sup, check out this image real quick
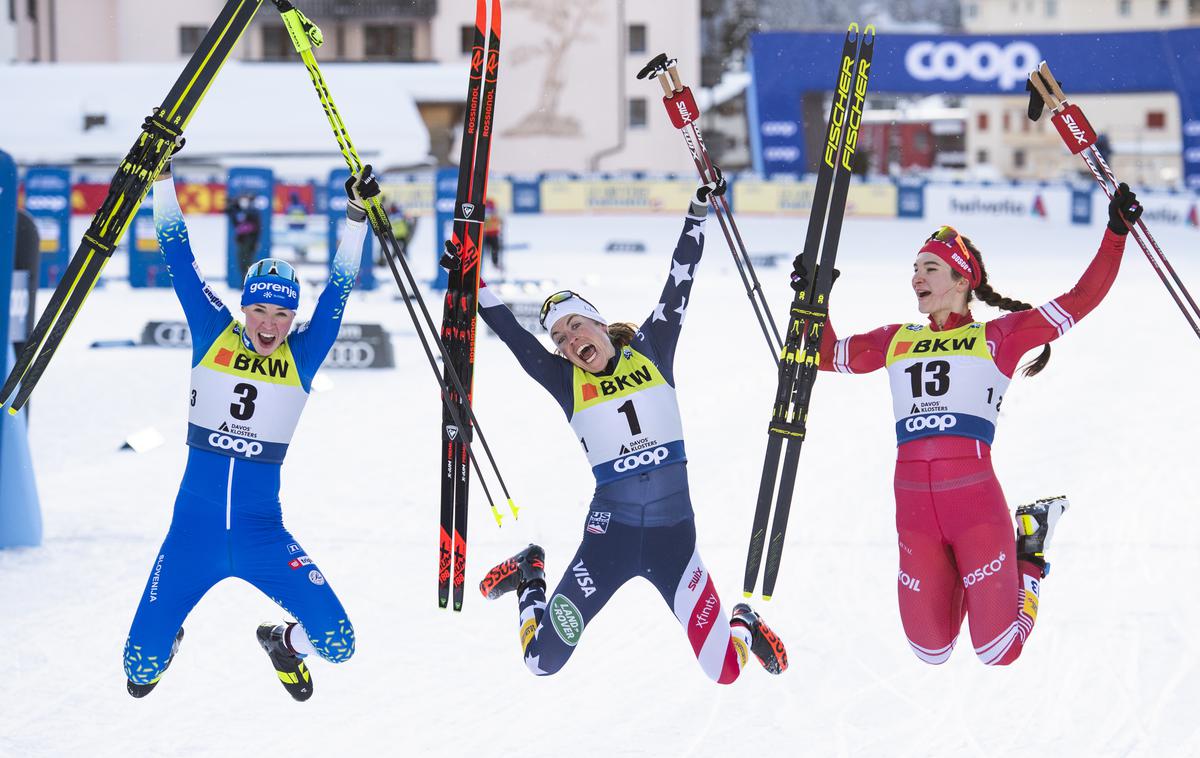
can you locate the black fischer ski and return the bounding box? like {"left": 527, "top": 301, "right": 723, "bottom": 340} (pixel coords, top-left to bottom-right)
{"left": 0, "top": 0, "right": 263, "bottom": 413}
{"left": 637, "top": 54, "right": 783, "bottom": 365}
{"left": 440, "top": 0, "right": 504, "bottom": 611}
{"left": 744, "top": 24, "right": 875, "bottom": 600}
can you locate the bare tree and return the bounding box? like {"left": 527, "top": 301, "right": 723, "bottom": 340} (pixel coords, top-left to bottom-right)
{"left": 503, "top": 0, "right": 603, "bottom": 138}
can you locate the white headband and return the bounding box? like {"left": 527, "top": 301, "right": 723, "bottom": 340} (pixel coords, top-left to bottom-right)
{"left": 543, "top": 295, "right": 607, "bottom": 333}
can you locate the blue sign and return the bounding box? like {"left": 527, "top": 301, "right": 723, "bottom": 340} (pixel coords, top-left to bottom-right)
{"left": 22, "top": 167, "right": 71, "bottom": 289}
{"left": 749, "top": 29, "right": 1200, "bottom": 188}
{"left": 433, "top": 167, "right": 459, "bottom": 290}
{"left": 128, "top": 203, "right": 169, "bottom": 288}
{"left": 326, "top": 169, "right": 375, "bottom": 291}
{"left": 510, "top": 176, "right": 541, "bottom": 214}
{"left": 226, "top": 167, "right": 274, "bottom": 288}
{"left": 1070, "top": 186, "right": 1093, "bottom": 226}
{"left": 0, "top": 149, "right": 42, "bottom": 548}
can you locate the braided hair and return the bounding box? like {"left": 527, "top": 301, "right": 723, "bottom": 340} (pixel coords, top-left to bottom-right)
{"left": 955, "top": 235, "right": 1051, "bottom": 377}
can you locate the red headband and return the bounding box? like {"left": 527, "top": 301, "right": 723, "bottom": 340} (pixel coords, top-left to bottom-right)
{"left": 918, "top": 236, "right": 981, "bottom": 289}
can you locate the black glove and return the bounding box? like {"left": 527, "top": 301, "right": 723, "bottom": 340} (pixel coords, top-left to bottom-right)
{"left": 345, "top": 164, "right": 380, "bottom": 223}
{"left": 1107, "top": 182, "right": 1142, "bottom": 235}
{"left": 790, "top": 254, "right": 839, "bottom": 292}
{"left": 694, "top": 166, "right": 727, "bottom": 204}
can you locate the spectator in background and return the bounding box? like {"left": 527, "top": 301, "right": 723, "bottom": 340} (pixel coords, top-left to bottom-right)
{"left": 228, "top": 194, "right": 263, "bottom": 277}
{"left": 483, "top": 197, "right": 503, "bottom": 276}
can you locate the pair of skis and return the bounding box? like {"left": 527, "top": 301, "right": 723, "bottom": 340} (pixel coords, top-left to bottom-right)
{"left": 743, "top": 24, "right": 876, "bottom": 600}
{"left": 0, "top": 0, "right": 264, "bottom": 413}
{"left": 637, "top": 54, "right": 783, "bottom": 365}
{"left": 438, "top": 0, "right": 510, "bottom": 611}
{"left": 1028, "top": 62, "right": 1200, "bottom": 339}
{"left": 267, "top": 0, "right": 514, "bottom": 614}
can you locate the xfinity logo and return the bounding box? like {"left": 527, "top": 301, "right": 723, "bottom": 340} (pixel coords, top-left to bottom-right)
{"left": 249, "top": 281, "right": 298, "bottom": 299}
{"left": 613, "top": 446, "right": 669, "bottom": 473}
{"left": 207, "top": 432, "right": 263, "bottom": 458}
{"left": 905, "top": 40, "right": 1040, "bottom": 91}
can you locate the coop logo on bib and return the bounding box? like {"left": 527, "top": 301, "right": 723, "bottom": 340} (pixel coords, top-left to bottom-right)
{"left": 207, "top": 432, "right": 263, "bottom": 458}
{"left": 904, "top": 413, "right": 958, "bottom": 433}
{"left": 613, "top": 446, "right": 670, "bottom": 473}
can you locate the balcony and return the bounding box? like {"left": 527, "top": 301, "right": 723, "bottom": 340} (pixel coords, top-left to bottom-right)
{"left": 298, "top": 0, "right": 437, "bottom": 18}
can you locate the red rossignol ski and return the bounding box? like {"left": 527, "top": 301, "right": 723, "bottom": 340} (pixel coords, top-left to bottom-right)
{"left": 1028, "top": 61, "right": 1200, "bottom": 340}
{"left": 439, "top": 0, "right": 510, "bottom": 611}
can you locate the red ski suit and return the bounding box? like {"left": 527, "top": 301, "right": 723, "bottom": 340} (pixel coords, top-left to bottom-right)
{"left": 820, "top": 229, "right": 1126, "bottom": 665}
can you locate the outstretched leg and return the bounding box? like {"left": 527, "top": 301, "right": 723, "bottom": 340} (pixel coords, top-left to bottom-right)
{"left": 481, "top": 519, "right": 637, "bottom": 676}
{"left": 643, "top": 519, "right": 761, "bottom": 684}
{"left": 124, "top": 494, "right": 227, "bottom": 696}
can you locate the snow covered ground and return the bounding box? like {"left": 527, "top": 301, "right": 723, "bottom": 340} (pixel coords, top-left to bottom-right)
{"left": 2, "top": 209, "right": 1199, "bottom": 757}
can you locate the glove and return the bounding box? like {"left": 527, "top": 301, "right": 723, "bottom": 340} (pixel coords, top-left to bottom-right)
{"left": 694, "top": 167, "right": 727, "bottom": 204}
{"left": 345, "top": 164, "right": 380, "bottom": 223}
{"left": 155, "top": 136, "right": 185, "bottom": 182}
{"left": 1107, "top": 182, "right": 1142, "bottom": 235}
{"left": 790, "top": 254, "right": 839, "bottom": 292}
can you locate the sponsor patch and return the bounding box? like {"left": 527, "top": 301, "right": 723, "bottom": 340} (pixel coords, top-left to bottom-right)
{"left": 289, "top": 555, "right": 314, "bottom": 570}
{"left": 549, "top": 594, "right": 584, "bottom": 646}
{"left": 586, "top": 511, "right": 611, "bottom": 535}
{"left": 308, "top": 570, "right": 326, "bottom": 586}
{"left": 287, "top": 543, "right": 302, "bottom": 554}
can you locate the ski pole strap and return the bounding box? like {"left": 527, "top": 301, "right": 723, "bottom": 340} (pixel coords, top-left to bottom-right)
{"left": 277, "top": 2, "right": 323, "bottom": 53}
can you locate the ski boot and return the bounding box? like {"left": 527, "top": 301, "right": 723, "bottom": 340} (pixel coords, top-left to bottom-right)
{"left": 127, "top": 627, "right": 184, "bottom": 698}
{"left": 731, "top": 603, "right": 788, "bottom": 675}
{"left": 479, "top": 544, "right": 545, "bottom": 599}
{"left": 1016, "top": 495, "right": 1070, "bottom": 578}
{"left": 256, "top": 623, "right": 313, "bottom": 702}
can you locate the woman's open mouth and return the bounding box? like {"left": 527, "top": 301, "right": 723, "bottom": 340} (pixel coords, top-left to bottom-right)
{"left": 576, "top": 343, "right": 597, "bottom": 363}
{"left": 258, "top": 331, "right": 279, "bottom": 348}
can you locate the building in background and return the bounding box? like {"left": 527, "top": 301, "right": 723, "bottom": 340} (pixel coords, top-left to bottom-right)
{"left": 8, "top": 0, "right": 700, "bottom": 175}
{"left": 962, "top": 0, "right": 1200, "bottom": 186}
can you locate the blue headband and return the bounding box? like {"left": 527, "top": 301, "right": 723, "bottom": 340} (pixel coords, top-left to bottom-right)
{"left": 242, "top": 273, "right": 300, "bottom": 310}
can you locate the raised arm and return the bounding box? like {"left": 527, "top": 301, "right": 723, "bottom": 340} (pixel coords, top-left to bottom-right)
{"left": 817, "top": 316, "right": 900, "bottom": 374}
{"left": 289, "top": 168, "right": 376, "bottom": 387}
{"left": 153, "top": 172, "right": 232, "bottom": 366}
{"left": 477, "top": 283, "right": 573, "bottom": 414}
{"left": 988, "top": 226, "right": 1126, "bottom": 376}
{"left": 639, "top": 177, "right": 723, "bottom": 375}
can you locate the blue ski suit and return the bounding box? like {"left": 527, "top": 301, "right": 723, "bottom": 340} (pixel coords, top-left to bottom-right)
{"left": 123, "top": 178, "right": 364, "bottom": 685}
{"left": 479, "top": 201, "right": 751, "bottom": 683}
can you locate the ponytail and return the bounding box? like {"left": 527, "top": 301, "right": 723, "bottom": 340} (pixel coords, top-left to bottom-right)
{"left": 607, "top": 322, "right": 639, "bottom": 348}
{"left": 959, "top": 237, "right": 1051, "bottom": 377}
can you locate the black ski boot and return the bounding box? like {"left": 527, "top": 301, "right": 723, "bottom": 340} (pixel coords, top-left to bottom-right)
{"left": 731, "top": 603, "right": 788, "bottom": 675}
{"left": 256, "top": 623, "right": 313, "bottom": 702}
{"left": 127, "top": 627, "right": 184, "bottom": 698}
{"left": 1016, "top": 495, "right": 1069, "bottom": 578}
{"left": 479, "top": 544, "right": 545, "bottom": 599}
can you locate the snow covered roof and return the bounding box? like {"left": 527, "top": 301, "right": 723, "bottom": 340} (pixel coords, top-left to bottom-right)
{"left": 0, "top": 61, "right": 445, "bottom": 175}
{"left": 697, "top": 71, "right": 751, "bottom": 110}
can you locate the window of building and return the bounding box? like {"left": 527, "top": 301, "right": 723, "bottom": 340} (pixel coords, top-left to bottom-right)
{"left": 1158, "top": 0, "right": 1171, "bottom": 14}
{"left": 460, "top": 24, "right": 474, "bottom": 54}
{"left": 1003, "top": 111, "right": 1011, "bottom": 132}
{"left": 179, "top": 26, "right": 207, "bottom": 56}
{"left": 628, "top": 24, "right": 647, "bottom": 54}
{"left": 1046, "top": 0, "right": 1058, "bottom": 16}
{"left": 26, "top": 0, "right": 35, "bottom": 20}
{"left": 976, "top": 149, "right": 989, "bottom": 164}
{"left": 629, "top": 97, "right": 648, "bottom": 129}
{"left": 1191, "top": 0, "right": 1200, "bottom": 14}
{"left": 1118, "top": 0, "right": 1131, "bottom": 15}
{"left": 9, "top": 0, "right": 16, "bottom": 22}
{"left": 262, "top": 25, "right": 291, "bottom": 61}
{"left": 1147, "top": 110, "right": 1166, "bottom": 129}
{"left": 1013, "top": 149, "right": 1026, "bottom": 169}
{"left": 365, "top": 24, "right": 416, "bottom": 62}
{"left": 964, "top": 3, "right": 977, "bottom": 18}
{"left": 977, "top": 112, "right": 989, "bottom": 131}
